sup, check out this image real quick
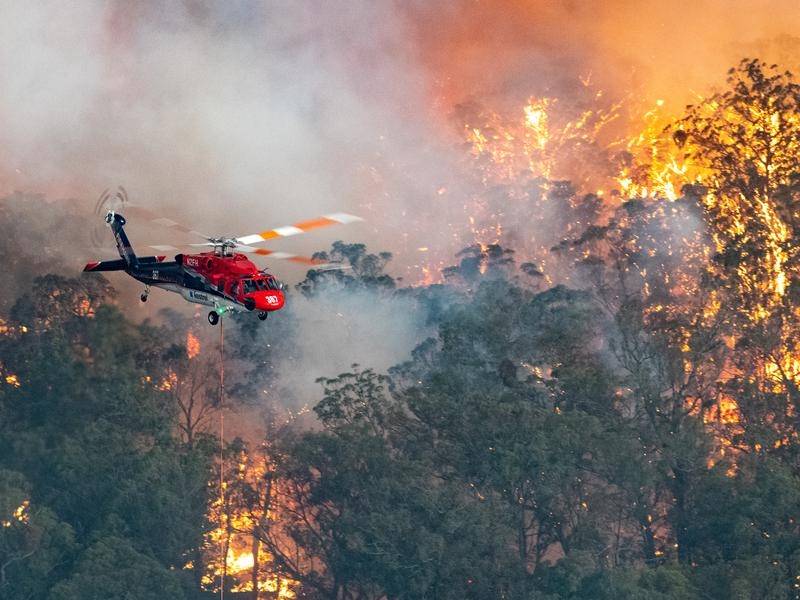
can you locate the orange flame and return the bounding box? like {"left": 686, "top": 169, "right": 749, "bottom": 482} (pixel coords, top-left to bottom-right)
{"left": 187, "top": 331, "right": 201, "bottom": 360}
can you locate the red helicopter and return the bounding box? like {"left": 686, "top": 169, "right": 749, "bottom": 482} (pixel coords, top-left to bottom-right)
{"left": 84, "top": 190, "right": 362, "bottom": 325}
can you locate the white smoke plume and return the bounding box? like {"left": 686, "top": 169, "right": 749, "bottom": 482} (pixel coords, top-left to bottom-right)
{"left": 0, "top": 1, "right": 464, "bottom": 275}
{"left": 271, "top": 282, "right": 427, "bottom": 406}
{"left": 1, "top": 1, "right": 799, "bottom": 277}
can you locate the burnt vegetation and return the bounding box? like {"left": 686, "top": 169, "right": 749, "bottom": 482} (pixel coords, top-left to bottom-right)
{"left": 3, "top": 60, "right": 800, "bottom": 599}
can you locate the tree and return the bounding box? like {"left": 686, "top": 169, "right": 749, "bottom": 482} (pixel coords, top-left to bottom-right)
{"left": 682, "top": 455, "right": 800, "bottom": 600}
{"left": 395, "top": 276, "right": 630, "bottom": 582}
{"left": 0, "top": 470, "right": 76, "bottom": 600}
{"left": 256, "top": 366, "right": 524, "bottom": 599}
{"left": 48, "top": 536, "right": 186, "bottom": 600}
{"left": 296, "top": 241, "right": 395, "bottom": 296}
{"left": 670, "top": 60, "right": 800, "bottom": 483}
{"left": 675, "top": 59, "right": 800, "bottom": 210}
{"left": 0, "top": 276, "right": 214, "bottom": 596}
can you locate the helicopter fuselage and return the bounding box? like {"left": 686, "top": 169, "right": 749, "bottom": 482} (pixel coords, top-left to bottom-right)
{"left": 84, "top": 213, "right": 285, "bottom": 322}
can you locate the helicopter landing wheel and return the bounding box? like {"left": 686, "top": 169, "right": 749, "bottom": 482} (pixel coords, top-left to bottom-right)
{"left": 208, "top": 311, "right": 219, "bottom": 326}
{"left": 140, "top": 293, "right": 148, "bottom": 303}
{"left": 140, "top": 285, "right": 150, "bottom": 303}
{"left": 257, "top": 311, "right": 268, "bottom": 321}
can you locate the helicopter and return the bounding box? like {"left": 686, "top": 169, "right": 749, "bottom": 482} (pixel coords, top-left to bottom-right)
{"left": 84, "top": 195, "right": 362, "bottom": 325}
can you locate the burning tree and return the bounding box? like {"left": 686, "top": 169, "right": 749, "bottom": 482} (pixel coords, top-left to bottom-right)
{"left": 203, "top": 436, "right": 298, "bottom": 599}
{"left": 668, "top": 60, "right": 800, "bottom": 455}
{"left": 163, "top": 330, "right": 221, "bottom": 449}
{"left": 6, "top": 55, "right": 800, "bottom": 600}
{"left": 674, "top": 59, "right": 800, "bottom": 310}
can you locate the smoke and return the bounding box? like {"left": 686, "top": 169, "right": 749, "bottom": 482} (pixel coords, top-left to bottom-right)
{"left": 2, "top": 1, "right": 797, "bottom": 277}
{"left": 270, "top": 282, "right": 426, "bottom": 406}
{"left": 406, "top": 0, "right": 800, "bottom": 106}
{"left": 2, "top": 1, "right": 799, "bottom": 266}
{"left": 2, "top": 0, "right": 800, "bottom": 411}
{"left": 0, "top": 193, "right": 95, "bottom": 310}
{"left": 0, "top": 1, "right": 461, "bottom": 272}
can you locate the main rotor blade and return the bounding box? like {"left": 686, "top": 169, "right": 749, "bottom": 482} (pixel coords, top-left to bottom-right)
{"left": 148, "top": 243, "right": 219, "bottom": 252}
{"left": 235, "top": 213, "right": 363, "bottom": 246}
{"left": 149, "top": 244, "right": 183, "bottom": 252}
{"left": 235, "top": 245, "right": 332, "bottom": 266}
{"left": 148, "top": 243, "right": 333, "bottom": 267}
{"left": 122, "top": 204, "right": 211, "bottom": 240}
{"left": 148, "top": 243, "right": 216, "bottom": 253}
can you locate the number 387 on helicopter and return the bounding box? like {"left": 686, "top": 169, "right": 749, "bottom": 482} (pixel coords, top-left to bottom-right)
{"left": 83, "top": 191, "right": 362, "bottom": 325}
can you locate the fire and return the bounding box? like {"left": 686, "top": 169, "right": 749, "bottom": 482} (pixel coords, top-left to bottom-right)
{"left": 450, "top": 85, "right": 705, "bottom": 287}
{"left": 461, "top": 88, "right": 624, "bottom": 190}
{"left": 4, "top": 374, "right": 20, "bottom": 387}
{"left": 460, "top": 88, "right": 701, "bottom": 211}
{"left": 203, "top": 449, "right": 297, "bottom": 598}
{"left": 2, "top": 499, "right": 30, "bottom": 528}
{"left": 0, "top": 319, "right": 29, "bottom": 337}
{"left": 157, "top": 370, "right": 178, "bottom": 391}
{"left": 186, "top": 331, "right": 201, "bottom": 359}
{"left": 447, "top": 59, "right": 800, "bottom": 473}
{"left": 523, "top": 97, "right": 551, "bottom": 152}
{"left": 709, "top": 395, "right": 741, "bottom": 425}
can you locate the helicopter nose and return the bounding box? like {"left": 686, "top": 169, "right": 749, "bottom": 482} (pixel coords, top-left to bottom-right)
{"left": 255, "top": 290, "right": 285, "bottom": 312}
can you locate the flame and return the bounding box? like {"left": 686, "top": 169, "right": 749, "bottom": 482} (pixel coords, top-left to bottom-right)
{"left": 203, "top": 450, "right": 297, "bottom": 598}
{"left": 712, "top": 396, "right": 741, "bottom": 425}
{"left": 4, "top": 374, "right": 20, "bottom": 387}
{"left": 462, "top": 89, "right": 624, "bottom": 190}
{"left": 455, "top": 69, "right": 797, "bottom": 314}
{"left": 446, "top": 62, "right": 800, "bottom": 477}
{"left": 157, "top": 370, "right": 178, "bottom": 391}
{"left": 449, "top": 88, "right": 696, "bottom": 285}
{"left": 2, "top": 500, "right": 30, "bottom": 528}
{"left": 186, "top": 331, "right": 201, "bottom": 360}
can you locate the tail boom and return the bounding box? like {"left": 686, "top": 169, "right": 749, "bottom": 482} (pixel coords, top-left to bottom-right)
{"left": 84, "top": 255, "right": 166, "bottom": 272}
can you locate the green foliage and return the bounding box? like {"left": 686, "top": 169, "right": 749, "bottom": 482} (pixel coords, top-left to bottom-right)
{"left": 0, "top": 275, "right": 213, "bottom": 598}
{"left": 48, "top": 536, "right": 186, "bottom": 600}
{"left": 442, "top": 243, "right": 515, "bottom": 281}
{"left": 576, "top": 565, "right": 696, "bottom": 600}
{"left": 297, "top": 241, "right": 396, "bottom": 296}
{"left": 0, "top": 470, "right": 76, "bottom": 599}
{"left": 315, "top": 365, "right": 392, "bottom": 431}
{"left": 276, "top": 372, "right": 524, "bottom": 599}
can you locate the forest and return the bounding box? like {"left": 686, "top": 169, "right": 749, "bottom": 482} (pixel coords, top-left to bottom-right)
{"left": 2, "top": 59, "right": 800, "bottom": 600}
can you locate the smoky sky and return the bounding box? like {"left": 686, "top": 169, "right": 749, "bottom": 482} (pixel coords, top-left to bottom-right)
{"left": 2, "top": 0, "right": 799, "bottom": 429}
{"left": 1, "top": 0, "right": 799, "bottom": 280}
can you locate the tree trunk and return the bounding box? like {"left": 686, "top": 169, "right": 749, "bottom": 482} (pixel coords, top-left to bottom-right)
{"left": 251, "top": 533, "right": 261, "bottom": 600}
{"left": 671, "top": 467, "right": 690, "bottom": 563}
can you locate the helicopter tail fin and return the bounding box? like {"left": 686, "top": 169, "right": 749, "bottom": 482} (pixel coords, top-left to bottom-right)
{"left": 106, "top": 211, "right": 138, "bottom": 268}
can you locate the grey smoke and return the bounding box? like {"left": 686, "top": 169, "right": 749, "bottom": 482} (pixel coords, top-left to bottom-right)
{"left": 272, "top": 281, "right": 427, "bottom": 407}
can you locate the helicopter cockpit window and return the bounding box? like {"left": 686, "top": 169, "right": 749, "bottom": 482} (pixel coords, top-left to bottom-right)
{"left": 242, "top": 279, "right": 257, "bottom": 294}
{"left": 266, "top": 278, "right": 280, "bottom": 290}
